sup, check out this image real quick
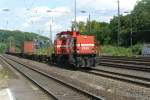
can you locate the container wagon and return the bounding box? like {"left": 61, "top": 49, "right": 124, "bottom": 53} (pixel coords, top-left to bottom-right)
{"left": 6, "top": 31, "right": 98, "bottom": 68}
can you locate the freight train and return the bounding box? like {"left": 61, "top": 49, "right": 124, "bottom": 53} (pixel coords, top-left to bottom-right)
{"left": 6, "top": 31, "right": 99, "bottom": 67}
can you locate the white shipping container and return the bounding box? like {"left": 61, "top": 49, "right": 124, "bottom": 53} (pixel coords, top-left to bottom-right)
{"left": 142, "top": 44, "right": 150, "bottom": 57}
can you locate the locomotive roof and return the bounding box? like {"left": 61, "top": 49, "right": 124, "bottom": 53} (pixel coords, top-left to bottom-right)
{"left": 57, "top": 31, "right": 79, "bottom": 35}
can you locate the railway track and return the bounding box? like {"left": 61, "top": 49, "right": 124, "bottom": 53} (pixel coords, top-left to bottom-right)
{"left": 99, "top": 56, "right": 150, "bottom": 63}
{"left": 99, "top": 62, "right": 150, "bottom": 72}
{"left": 79, "top": 56, "right": 150, "bottom": 87}
{"left": 98, "top": 56, "right": 150, "bottom": 72}
{"left": 3, "top": 54, "right": 150, "bottom": 96}
{"left": 1, "top": 55, "right": 103, "bottom": 100}
{"left": 100, "top": 58, "right": 150, "bottom": 66}
{"left": 81, "top": 67, "right": 150, "bottom": 87}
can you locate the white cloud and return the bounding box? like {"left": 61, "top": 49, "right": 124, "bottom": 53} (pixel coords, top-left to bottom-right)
{"left": 52, "top": 7, "right": 71, "bottom": 14}
{"left": 0, "top": 0, "right": 138, "bottom": 38}
{"left": 120, "top": 0, "right": 138, "bottom": 10}
{"left": 32, "top": 7, "right": 49, "bottom": 14}
{"left": 19, "top": 6, "right": 71, "bottom": 33}
{"left": 100, "top": 16, "right": 113, "bottom": 22}
{"left": 44, "top": 20, "right": 64, "bottom": 40}
{"left": 30, "top": 6, "right": 71, "bottom": 17}
{"left": 45, "top": 21, "right": 63, "bottom": 32}
{"left": 22, "top": 23, "right": 29, "bottom": 27}
{"left": 77, "top": 0, "right": 137, "bottom": 13}
{"left": 75, "top": 16, "right": 88, "bottom": 22}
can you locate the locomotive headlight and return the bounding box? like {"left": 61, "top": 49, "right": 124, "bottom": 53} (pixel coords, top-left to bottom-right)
{"left": 77, "top": 49, "right": 80, "bottom": 53}
{"left": 84, "top": 36, "right": 87, "bottom": 39}
{"left": 92, "top": 48, "right": 95, "bottom": 52}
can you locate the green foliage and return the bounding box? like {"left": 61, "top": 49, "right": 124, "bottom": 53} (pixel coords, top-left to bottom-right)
{"left": 0, "top": 30, "right": 49, "bottom": 53}
{"left": 101, "top": 44, "right": 142, "bottom": 56}
{"left": 77, "top": 21, "right": 111, "bottom": 44}
{"left": 0, "top": 68, "right": 11, "bottom": 80}
{"left": 101, "top": 45, "right": 132, "bottom": 56}
{"left": 109, "top": 15, "right": 131, "bottom": 46}
{"left": 0, "top": 43, "right": 7, "bottom": 53}
{"left": 110, "top": 0, "right": 150, "bottom": 45}
{"left": 132, "top": 44, "right": 142, "bottom": 55}
{"left": 133, "top": 0, "right": 150, "bottom": 30}
{"left": 78, "top": 22, "right": 86, "bottom": 33}
{"left": 35, "top": 48, "right": 49, "bottom": 55}
{"left": 76, "top": 0, "right": 150, "bottom": 47}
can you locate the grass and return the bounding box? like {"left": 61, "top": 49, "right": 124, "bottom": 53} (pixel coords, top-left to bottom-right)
{"left": 35, "top": 47, "right": 53, "bottom": 55}
{"left": 0, "top": 43, "right": 7, "bottom": 53}
{"left": 101, "top": 44, "right": 142, "bottom": 57}
{"left": 35, "top": 45, "right": 142, "bottom": 57}
{"left": 0, "top": 68, "right": 10, "bottom": 80}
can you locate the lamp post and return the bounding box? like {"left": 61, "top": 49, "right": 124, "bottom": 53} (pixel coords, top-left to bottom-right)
{"left": 2, "top": 9, "right": 11, "bottom": 46}
{"left": 2, "top": 9, "right": 10, "bottom": 29}
{"left": 124, "top": 11, "right": 133, "bottom": 55}
{"left": 117, "top": 0, "right": 120, "bottom": 47}
{"left": 80, "top": 10, "right": 91, "bottom": 33}
{"left": 74, "top": 0, "right": 77, "bottom": 31}
{"left": 46, "top": 9, "right": 69, "bottom": 41}
{"left": 46, "top": 9, "right": 69, "bottom": 54}
{"left": 46, "top": 10, "right": 54, "bottom": 47}
{"left": 2, "top": 8, "right": 9, "bottom": 12}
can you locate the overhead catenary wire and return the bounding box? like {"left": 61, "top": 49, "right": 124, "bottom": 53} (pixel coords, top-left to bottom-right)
{"left": 23, "top": 0, "right": 36, "bottom": 10}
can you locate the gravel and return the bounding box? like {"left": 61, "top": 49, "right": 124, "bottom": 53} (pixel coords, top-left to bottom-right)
{"left": 96, "top": 66, "right": 150, "bottom": 80}
{"left": 5, "top": 54, "right": 150, "bottom": 100}
{"left": 0, "top": 55, "right": 53, "bottom": 100}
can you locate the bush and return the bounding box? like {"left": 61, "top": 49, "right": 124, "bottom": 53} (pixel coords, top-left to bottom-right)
{"left": 132, "top": 44, "right": 142, "bottom": 55}
{"left": 101, "top": 45, "right": 132, "bottom": 56}
{"left": 101, "top": 45, "right": 143, "bottom": 57}
{"left": 0, "top": 43, "right": 7, "bottom": 53}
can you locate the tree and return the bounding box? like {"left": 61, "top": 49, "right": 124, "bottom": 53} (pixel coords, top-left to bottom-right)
{"left": 75, "top": 20, "right": 111, "bottom": 44}
{"left": 74, "top": 0, "right": 150, "bottom": 46}
{"left": 133, "top": 0, "right": 150, "bottom": 30}
{"left": 0, "top": 30, "right": 49, "bottom": 53}
{"left": 109, "top": 0, "right": 150, "bottom": 46}
{"left": 77, "top": 22, "right": 86, "bottom": 34}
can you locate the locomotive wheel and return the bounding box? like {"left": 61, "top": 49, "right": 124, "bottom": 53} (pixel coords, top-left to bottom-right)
{"left": 81, "top": 58, "right": 86, "bottom": 67}
{"left": 84, "top": 57, "right": 91, "bottom": 67}
{"left": 92, "top": 58, "right": 97, "bottom": 67}
{"left": 76, "top": 57, "right": 81, "bottom": 67}
{"left": 76, "top": 57, "right": 85, "bottom": 67}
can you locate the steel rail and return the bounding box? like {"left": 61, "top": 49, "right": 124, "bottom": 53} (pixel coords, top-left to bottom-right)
{"left": 80, "top": 68, "right": 150, "bottom": 88}
{"left": 0, "top": 55, "right": 59, "bottom": 100}
{"left": 100, "top": 58, "right": 150, "bottom": 66}
{"left": 2, "top": 55, "right": 104, "bottom": 100}
{"left": 99, "top": 62, "right": 150, "bottom": 72}
{"left": 99, "top": 56, "right": 150, "bottom": 62}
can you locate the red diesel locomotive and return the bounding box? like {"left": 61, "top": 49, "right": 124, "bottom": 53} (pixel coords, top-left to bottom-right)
{"left": 51, "top": 31, "right": 97, "bottom": 67}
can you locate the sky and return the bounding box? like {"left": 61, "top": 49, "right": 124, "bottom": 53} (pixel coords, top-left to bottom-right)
{"left": 0, "top": 0, "right": 138, "bottom": 39}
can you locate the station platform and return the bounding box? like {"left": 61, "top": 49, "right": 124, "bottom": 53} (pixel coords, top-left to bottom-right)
{"left": 0, "top": 88, "right": 14, "bottom": 100}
